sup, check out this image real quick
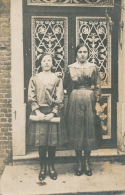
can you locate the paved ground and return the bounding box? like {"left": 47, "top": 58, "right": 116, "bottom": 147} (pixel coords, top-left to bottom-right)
{"left": 1, "top": 159, "right": 125, "bottom": 195}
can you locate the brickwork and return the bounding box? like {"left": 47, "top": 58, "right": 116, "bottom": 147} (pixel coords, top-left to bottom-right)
{"left": 0, "top": 0, "right": 12, "bottom": 176}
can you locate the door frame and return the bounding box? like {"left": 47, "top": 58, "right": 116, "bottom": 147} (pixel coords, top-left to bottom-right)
{"left": 11, "top": 0, "right": 125, "bottom": 156}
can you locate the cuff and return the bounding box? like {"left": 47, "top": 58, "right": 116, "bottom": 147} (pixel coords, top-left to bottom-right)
{"left": 31, "top": 102, "right": 39, "bottom": 111}
{"left": 52, "top": 106, "right": 58, "bottom": 115}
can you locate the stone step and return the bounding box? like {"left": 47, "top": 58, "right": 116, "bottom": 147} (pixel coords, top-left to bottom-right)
{"left": 1, "top": 161, "right": 125, "bottom": 195}
{"left": 13, "top": 149, "right": 125, "bottom": 165}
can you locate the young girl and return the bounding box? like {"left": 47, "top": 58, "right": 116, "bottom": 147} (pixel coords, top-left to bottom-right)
{"left": 28, "top": 53, "right": 67, "bottom": 181}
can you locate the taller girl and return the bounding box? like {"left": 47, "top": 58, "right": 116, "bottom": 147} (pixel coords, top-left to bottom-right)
{"left": 64, "top": 43, "right": 102, "bottom": 176}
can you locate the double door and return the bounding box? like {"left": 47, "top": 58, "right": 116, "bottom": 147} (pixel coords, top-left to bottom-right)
{"left": 23, "top": 1, "right": 119, "bottom": 150}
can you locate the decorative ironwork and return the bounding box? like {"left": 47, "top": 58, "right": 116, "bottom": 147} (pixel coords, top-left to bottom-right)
{"left": 76, "top": 17, "right": 111, "bottom": 88}
{"left": 32, "top": 16, "right": 68, "bottom": 75}
{"left": 27, "top": 0, "right": 114, "bottom": 7}
{"left": 99, "top": 94, "right": 111, "bottom": 139}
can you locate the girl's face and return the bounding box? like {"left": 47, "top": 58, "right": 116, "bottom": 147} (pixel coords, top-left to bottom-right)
{"left": 41, "top": 55, "right": 53, "bottom": 72}
{"left": 76, "top": 46, "right": 88, "bottom": 63}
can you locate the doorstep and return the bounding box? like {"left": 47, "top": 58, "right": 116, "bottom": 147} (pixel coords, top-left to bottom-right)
{"left": 1, "top": 159, "right": 125, "bottom": 195}
{"left": 13, "top": 149, "right": 125, "bottom": 161}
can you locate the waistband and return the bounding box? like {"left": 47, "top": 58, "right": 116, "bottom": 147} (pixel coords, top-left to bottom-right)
{"left": 75, "top": 86, "right": 93, "bottom": 90}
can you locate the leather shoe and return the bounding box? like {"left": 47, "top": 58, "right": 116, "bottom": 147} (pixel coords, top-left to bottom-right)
{"left": 39, "top": 169, "right": 46, "bottom": 181}
{"left": 49, "top": 169, "right": 57, "bottom": 180}
{"left": 85, "top": 169, "right": 92, "bottom": 176}
{"left": 75, "top": 169, "right": 83, "bottom": 176}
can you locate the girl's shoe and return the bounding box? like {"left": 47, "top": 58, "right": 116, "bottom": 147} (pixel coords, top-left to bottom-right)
{"left": 85, "top": 169, "right": 92, "bottom": 176}
{"left": 39, "top": 169, "right": 46, "bottom": 181}
{"left": 49, "top": 169, "right": 57, "bottom": 180}
{"left": 75, "top": 169, "right": 83, "bottom": 176}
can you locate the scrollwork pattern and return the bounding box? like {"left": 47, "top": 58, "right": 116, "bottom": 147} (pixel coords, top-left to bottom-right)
{"left": 98, "top": 94, "right": 111, "bottom": 139}
{"left": 32, "top": 17, "right": 68, "bottom": 75}
{"left": 27, "top": 0, "right": 114, "bottom": 6}
{"left": 76, "top": 17, "right": 111, "bottom": 88}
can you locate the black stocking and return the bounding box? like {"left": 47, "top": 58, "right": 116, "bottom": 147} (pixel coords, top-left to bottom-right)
{"left": 48, "top": 146, "right": 57, "bottom": 180}
{"left": 75, "top": 150, "right": 83, "bottom": 171}
{"left": 38, "top": 146, "right": 47, "bottom": 171}
{"left": 48, "top": 146, "right": 56, "bottom": 171}
{"left": 84, "top": 150, "right": 92, "bottom": 176}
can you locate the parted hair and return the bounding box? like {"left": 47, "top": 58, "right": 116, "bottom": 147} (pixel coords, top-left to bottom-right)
{"left": 75, "top": 43, "right": 89, "bottom": 58}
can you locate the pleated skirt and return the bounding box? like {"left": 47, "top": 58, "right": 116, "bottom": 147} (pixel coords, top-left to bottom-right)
{"left": 66, "top": 88, "right": 97, "bottom": 150}
{"left": 28, "top": 106, "right": 68, "bottom": 147}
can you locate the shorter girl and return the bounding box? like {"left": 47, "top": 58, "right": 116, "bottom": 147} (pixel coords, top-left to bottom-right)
{"left": 28, "top": 53, "right": 67, "bottom": 181}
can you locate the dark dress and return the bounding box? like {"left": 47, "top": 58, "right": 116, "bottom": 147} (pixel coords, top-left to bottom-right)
{"left": 28, "top": 72, "right": 68, "bottom": 147}
{"left": 64, "top": 61, "right": 101, "bottom": 151}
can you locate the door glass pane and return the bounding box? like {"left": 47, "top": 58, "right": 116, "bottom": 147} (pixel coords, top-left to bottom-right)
{"left": 76, "top": 17, "right": 111, "bottom": 88}
{"left": 32, "top": 16, "right": 68, "bottom": 75}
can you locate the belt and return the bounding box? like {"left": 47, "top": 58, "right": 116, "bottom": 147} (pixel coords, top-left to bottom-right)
{"left": 74, "top": 86, "right": 93, "bottom": 90}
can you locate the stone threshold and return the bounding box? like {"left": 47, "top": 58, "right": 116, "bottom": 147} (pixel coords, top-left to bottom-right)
{"left": 13, "top": 148, "right": 125, "bottom": 161}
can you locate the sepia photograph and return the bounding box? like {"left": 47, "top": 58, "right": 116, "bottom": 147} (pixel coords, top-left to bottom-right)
{"left": 0, "top": 0, "right": 125, "bottom": 194}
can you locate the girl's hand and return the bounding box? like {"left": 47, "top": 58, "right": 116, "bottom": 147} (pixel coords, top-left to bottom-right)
{"left": 55, "top": 72, "right": 63, "bottom": 78}
{"left": 44, "top": 113, "right": 54, "bottom": 121}
{"left": 95, "top": 103, "right": 102, "bottom": 115}
{"left": 35, "top": 109, "right": 45, "bottom": 120}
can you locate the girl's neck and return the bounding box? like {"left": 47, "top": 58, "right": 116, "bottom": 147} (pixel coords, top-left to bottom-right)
{"left": 78, "top": 61, "right": 87, "bottom": 66}
{"left": 42, "top": 70, "right": 51, "bottom": 74}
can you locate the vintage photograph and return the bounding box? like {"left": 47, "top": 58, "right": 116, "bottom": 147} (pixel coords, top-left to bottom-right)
{"left": 0, "top": 0, "right": 125, "bottom": 194}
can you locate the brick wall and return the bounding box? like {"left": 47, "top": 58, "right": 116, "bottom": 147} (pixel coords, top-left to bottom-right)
{"left": 0, "top": 0, "right": 12, "bottom": 176}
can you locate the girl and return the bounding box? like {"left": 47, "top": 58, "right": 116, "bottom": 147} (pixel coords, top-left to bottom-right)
{"left": 64, "top": 43, "right": 102, "bottom": 176}
{"left": 28, "top": 53, "right": 67, "bottom": 181}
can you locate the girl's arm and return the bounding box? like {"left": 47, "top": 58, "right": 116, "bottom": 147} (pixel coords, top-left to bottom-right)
{"left": 63, "top": 67, "right": 73, "bottom": 96}
{"left": 94, "top": 67, "right": 102, "bottom": 115}
{"left": 28, "top": 76, "right": 39, "bottom": 112}
{"left": 28, "top": 76, "right": 45, "bottom": 119}
{"left": 94, "top": 66, "right": 101, "bottom": 103}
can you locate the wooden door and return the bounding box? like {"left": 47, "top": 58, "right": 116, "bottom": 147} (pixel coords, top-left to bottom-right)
{"left": 23, "top": 0, "right": 120, "bottom": 151}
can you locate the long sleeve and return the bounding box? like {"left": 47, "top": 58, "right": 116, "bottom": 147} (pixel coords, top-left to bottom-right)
{"left": 28, "top": 77, "right": 39, "bottom": 111}
{"left": 94, "top": 67, "right": 101, "bottom": 102}
{"left": 63, "top": 67, "right": 74, "bottom": 96}
{"left": 52, "top": 78, "right": 64, "bottom": 114}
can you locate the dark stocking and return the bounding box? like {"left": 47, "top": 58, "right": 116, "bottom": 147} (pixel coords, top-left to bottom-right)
{"left": 48, "top": 146, "right": 57, "bottom": 180}
{"left": 38, "top": 146, "right": 47, "bottom": 180}
{"left": 84, "top": 150, "right": 92, "bottom": 176}
{"left": 75, "top": 150, "right": 83, "bottom": 176}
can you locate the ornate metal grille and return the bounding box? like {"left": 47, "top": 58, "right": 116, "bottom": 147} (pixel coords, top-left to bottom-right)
{"left": 100, "top": 94, "right": 111, "bottom": 139}
{"left": 27, "top": 0, "right": 114, "bottom": 7}
{"left": 32, "top": 16, "right": 68, "bottom": 75}
{"left": 76, "top": 17, "right": 111, "bottom": 88}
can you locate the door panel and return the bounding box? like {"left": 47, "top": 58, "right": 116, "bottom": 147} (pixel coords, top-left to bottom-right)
{"left": 76, "top": 17, "right": 112, "bottom": 139}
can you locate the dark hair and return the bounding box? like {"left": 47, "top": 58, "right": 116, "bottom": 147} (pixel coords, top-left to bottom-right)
{"left": 75, "top": 43, "right": 89, "bottom": 58}
{"left": 39, "top": 53, "right": 55, "bottom": 66}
